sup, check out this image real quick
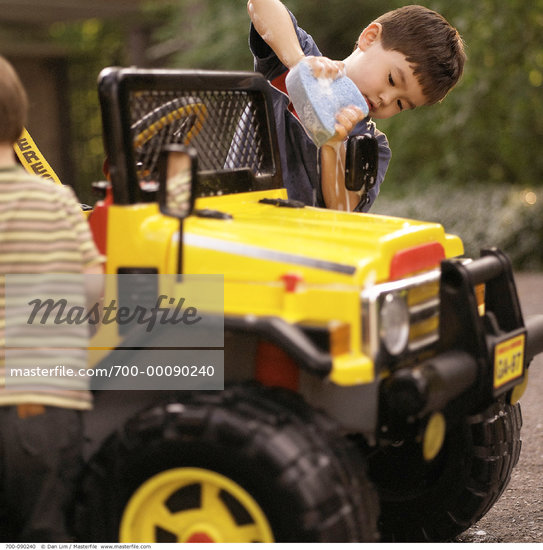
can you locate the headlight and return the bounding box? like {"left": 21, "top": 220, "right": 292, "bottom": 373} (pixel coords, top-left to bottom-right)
{"left": 379, "top": 292, "right": 409, "bottom": 356}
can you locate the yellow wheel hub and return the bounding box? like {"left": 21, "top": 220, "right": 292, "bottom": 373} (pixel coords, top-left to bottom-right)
{"left": 423, "top": 412, "right": 446, "bottom": 462}
{"left": 119, "top": 467, "right": 274, "bottom": 543}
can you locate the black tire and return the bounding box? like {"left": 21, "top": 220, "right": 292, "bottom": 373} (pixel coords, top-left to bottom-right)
{"left": 75, "top": 384, "right": 379, "bottom": 542}
{"left": 369, "top": 399, "right": 522, "bottom": 542}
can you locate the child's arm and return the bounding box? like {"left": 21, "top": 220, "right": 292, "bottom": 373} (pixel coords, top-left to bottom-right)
{"left": 247, "top": 0, "right": 343, "bottom": 77}
{"left": 320, "top": 107, "right": 367, "bottom": 211}
{"left": 247, "top": 0, "right": 305, "bottom": 69}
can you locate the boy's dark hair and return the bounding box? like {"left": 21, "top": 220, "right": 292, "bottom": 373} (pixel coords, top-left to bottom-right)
{"left": 0, "top": 56, "right": 28, "bottom": 144}
{"left": 375, "top": 5, "right": 466, "bottom": 105}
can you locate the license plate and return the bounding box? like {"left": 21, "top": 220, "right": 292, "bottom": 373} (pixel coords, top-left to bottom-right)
{"left": 493, "top": 333, "right": 525, "bottom": 390}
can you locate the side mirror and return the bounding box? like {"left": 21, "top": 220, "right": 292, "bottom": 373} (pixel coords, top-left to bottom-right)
{"left": 158, "top": 144, "right": 197, "bottom": 219}
{"left": 344, "top": 135, "right": 378, "bottom": 193}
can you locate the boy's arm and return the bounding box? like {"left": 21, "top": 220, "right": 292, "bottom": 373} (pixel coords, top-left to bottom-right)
{"left": 247, "top": 0, "right": 305, "bottom": 69}
{"left": 247, "top": 0, "right": 342, "bottom": 77}
{"left": 320, "top": 145, "right": 361, "bottom": 211}
{"left": 320, "top": 107, "right": 367, "bottom": 211}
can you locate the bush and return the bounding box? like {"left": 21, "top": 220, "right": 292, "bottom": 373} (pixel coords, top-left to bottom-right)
{"left": 372, "top": 180, "right": 543, "bottom": 271}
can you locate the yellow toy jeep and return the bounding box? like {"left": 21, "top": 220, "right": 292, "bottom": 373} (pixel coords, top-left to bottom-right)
{"left": 75, "top": 67, "right": 543, "bottom": 543}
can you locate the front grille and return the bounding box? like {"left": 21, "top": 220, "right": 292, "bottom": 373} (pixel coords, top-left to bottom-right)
{"left": 361, "top": 269, "right": 441, "bottom": 366}
{"left": 406, "top": 278, "right": 440, "bottom": 352}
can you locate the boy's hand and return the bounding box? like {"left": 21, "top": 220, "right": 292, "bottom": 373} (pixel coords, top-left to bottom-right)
{"left": 300, "top": 57, "right": 366, "bottom": 143}
{"left": 304, "top": 55, "right": 346, "bottom": 80}
{"left": 329, "top": 105, "right": 366, "bottom": 144}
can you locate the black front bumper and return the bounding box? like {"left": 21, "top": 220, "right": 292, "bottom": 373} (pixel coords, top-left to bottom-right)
{"left": 384, "top": 248, "right": 543, "bottom": 417}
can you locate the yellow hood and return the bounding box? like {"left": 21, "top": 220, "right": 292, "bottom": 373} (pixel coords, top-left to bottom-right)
{"left": 181, "top": 189, "right": 463, "bottom": 286}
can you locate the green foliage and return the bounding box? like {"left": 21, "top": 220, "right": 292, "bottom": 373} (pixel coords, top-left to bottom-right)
{"left": 372, "top": 180, "right": 543, "bottom": 270}
{"left": 153, "top": 0, "right": 253, "bottom": 70}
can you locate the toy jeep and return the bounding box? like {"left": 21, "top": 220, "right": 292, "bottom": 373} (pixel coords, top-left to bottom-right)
{"left": 75, "top": 67, "right": 543, "bottom": 543}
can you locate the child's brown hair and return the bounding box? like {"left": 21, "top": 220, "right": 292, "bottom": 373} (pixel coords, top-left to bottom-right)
{"left": 376, "top": 5, "right": 466, "bottom": 105}
{"left": 0, "top": 56, "right": 28, "bottom": 144}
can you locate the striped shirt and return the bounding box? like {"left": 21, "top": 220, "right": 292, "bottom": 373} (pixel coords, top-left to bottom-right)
{"left": 0, "top": 166, "right": 102, "bottom": 409}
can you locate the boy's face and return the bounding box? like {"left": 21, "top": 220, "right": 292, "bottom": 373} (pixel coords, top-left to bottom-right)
{"left": 344, "top": 23, "right": 427, "bottom": 120}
